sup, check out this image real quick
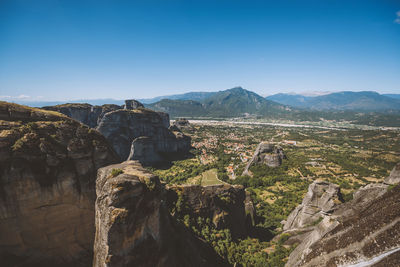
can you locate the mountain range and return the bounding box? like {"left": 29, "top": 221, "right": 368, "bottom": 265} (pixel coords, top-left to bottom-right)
{"left": 146, "top": 87, "right": 290, "bottom": 118}
{"left": 266, "top": 91, "right": 400, "bottom": 112}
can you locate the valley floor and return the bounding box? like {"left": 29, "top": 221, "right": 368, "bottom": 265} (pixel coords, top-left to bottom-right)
{"left": 152, "top": 120, "right": 400, "bottom": 266}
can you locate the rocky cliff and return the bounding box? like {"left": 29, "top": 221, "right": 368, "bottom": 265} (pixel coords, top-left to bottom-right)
{"left": 42, "top": 103, "right": 121, "bottom": 128}
{"left": 286, "top": 165, "right": 400, "bottom": 267}
{"left": 96, "top": 108, "right": 191, "bottom": 165}
{"left": 384, "top": 162, "right": 400, "bottom": 185}
{"left": 0, "top": 101, "right": 119, "bottom": 266}
{"left": 283, "top": 180, "right": 343, "bottom": 231}
{"left": 172, "top": 118, "right": 192, "bottom": 130}
{"left": 167, "top": 184, "right": 254, "bottom": 239}
{"left": 93, "top": 161, "right": 227, "bottom": 267}
{"left": 43, "top": 100, "right": 170, "bottom": 129}
{"left": 44, "top": 100, "right": 186, "bottom": 166}
{"left": 242, "top": 142, "right": 286, "bottom": 176}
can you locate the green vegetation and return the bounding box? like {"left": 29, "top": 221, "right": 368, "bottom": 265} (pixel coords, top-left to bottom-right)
{"left": 110, "top": 168, "right": 123, "bottom": 177}
{"left": 199, "top": 169, "right": 224, "bottom": 186}
{"left": 146, "top": 87, "right": 400, "bottom": 126}
{"left": 154, "top": 122, "right": 399, "bottom": 266}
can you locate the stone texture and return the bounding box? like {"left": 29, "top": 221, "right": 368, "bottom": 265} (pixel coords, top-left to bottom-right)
{"left": 127, "top": 136, "right": 162, "bottom": 166}
{"left": 43, "top": 103, "right": 122, "bottom": 128}
{"left": 0, "top": 101, "right": 119, "bottom": 267}
{"left": 283, "top": 180, "right": 343, "bottom": 231}
{"left": 172, "top": 118, "right": 191, "bottom": 130}
{"left": 93, "top": 161, "right": 227, "bottom": 267}
{"left": 167, "top": 184, "right": 254, "bottom": 239}
{"left": 124, "top": 99, "right": 144, "bottom": 110}
{"left": 96, "top": 108, "right": 191, "bottom": 165}
{"left": 286, "top": 183, "right": 400, "bottom": 267}
{"left": 384, "top": 162, "right": 400, "bottom": 185}
{"left": 242, "top": 142, "right": 286, "bottom": 176}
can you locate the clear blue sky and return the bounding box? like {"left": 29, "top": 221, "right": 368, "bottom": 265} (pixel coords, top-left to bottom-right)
{"left": 1, "top": 0, "right": 400, "bottom": 101}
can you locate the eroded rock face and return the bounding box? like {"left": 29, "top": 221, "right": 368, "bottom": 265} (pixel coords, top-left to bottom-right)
{"left": 172, "top": 118, "right": 191, "bottom": 130}
{"left": 242, "top": 142, "right": 286, "bottom": 176}
{"left": 286, "top": 184, "right": 400, "bottom": 267}
{"left": 96, "top": 109, "right": 191, "bottom": 165}
{"left": 124, "top": 99, "right": 144, "bottom": 110}
{"left": 283, "top": 180, "right": 343, "bottom": 231}
{"left": 0, "top": 102, "right": 119, "bottom": 266}
{"left": 43, "top": 103, "right": 122, "bottom": 128}
{"left": 93, "top": 161, "right": 226, "bottom": 267}
{"left": 384, "top": 162, "right": 400, "bottom": 185}
{"left": 127, "top": 136, "right": 162, "bottom": 166}
{"left": 167, "top": 184, "right": 254, "bottom": 239}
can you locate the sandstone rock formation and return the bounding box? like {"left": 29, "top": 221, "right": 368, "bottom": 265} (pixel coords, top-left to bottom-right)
{"left": 96, "top": 108, "right": 191, "bottom": 165}
{"left": 283, "top": 180, "right": 343, "bottom": 231}
{"left": 93, "top": 161, "right": 227, "bottom": 267}
{"left": 167, "top": 184, "right": 255, "bottom": 238}
{"left": 242, "top": 142, "right": 286, "bottom": 176}
{"left": 0, "top": 101, "right": 119, "bottom": 267}
{"left": 43, "top": 100, "right": 171, "bottom": 129}
{"left": 43, "top": 103, "right": 121, "bottom": 128}
{"left": 286, "top": 183, "right": 400, "bottom": 267}
{"left": 172, "top": 118, "right": 191, "bottom": 130}
{"left": 384, "top": 162, "right": 400, "bottom": 185}
{"left": 44, "top": 100, "right": 186, "bottom": 166}
{"left": 124, "top": 99, "right": 144, "bottom": 110}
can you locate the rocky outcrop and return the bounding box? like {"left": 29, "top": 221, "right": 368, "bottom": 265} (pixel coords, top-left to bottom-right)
{"left": 283, "top": 180, "right": 343, "bottom": 231}
{"left": 96, "top": 108, "right": 191, "bottom": 165}
{"left": 124, "top": 99, "right": 144, "bottom": 110}
{"left": 43, "top": 103, "right": 121, "bottom": 128}
{"left": 0, "top": 102, "right": 119, "bottom": 266}
{"left": 172, "top": 118, "right": 191, "bottom": 130}
{"left": 167, "top": 184, "right": 254, "bottom": 239}
{"left": 287, "top": 183, "right": 400, "bottom": 267}
{"left": 93, "top": 161, "right": 227, "bottom": 267}
{"left": 384, "top": 162, "right": 400, "bottom": 185}
{"left": 44, "top": 101, "right": 185, "bottom": 166}
{"left": 242, "top": 142, "right": 286, "bottom": 176}
{"left": 127, "top": 136, "right": 162, "bottom": 165}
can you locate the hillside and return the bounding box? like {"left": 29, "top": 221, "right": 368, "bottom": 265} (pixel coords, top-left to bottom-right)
{"left": 147, "top": 87, "right": 290, "bottom": 118}
{"left": 139, "top": 91, "right": 216, "bottom": 104}
{"left": 267, "top": 91, "right": 400, "bottom": 112}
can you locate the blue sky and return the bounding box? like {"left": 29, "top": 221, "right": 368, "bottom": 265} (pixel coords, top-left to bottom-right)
{"left": 1, "top": 0, "right": 400, "bottom": 101}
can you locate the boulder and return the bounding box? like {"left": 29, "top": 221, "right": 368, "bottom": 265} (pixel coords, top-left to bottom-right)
{"left": 93, "top": 161, "right": 227, "bottom": 267}
{"left": 242, "top": 142, "right": 286, "bottom": 176}
{"left": 283, "top": 180, "right": 343, "bottom": 231}
{"left": 0, "top": 102, "right": 119, "bottom": 267}
{"left": 172, "top": 118, "right": 191, "bottom": 130}
{"left": 384, "top": 162, "right": 400, "bottom": 185}
{"left": 124, "top": 99, "right": 144, "bottom": 110}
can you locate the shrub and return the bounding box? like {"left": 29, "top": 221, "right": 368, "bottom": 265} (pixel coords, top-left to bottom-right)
{"left": 110, "top": 168, "right": 123, "bottom": 177}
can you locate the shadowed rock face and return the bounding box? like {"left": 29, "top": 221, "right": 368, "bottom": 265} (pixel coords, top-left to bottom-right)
{"left": 96, "top": 109, "right": 191, "bottom": 165}
{"left": 0, "top": 102, "right": 119, "bottom": 267}
{"left": 93, "top": 161, "right": 227, "bottom": 267}
{"left": 242, "top": 142, "right": 286, "bottom": 176}
{"left": 167, "top": 184, "right": 255, "bottom": 239}
{"left": 283, "top": 180, "right": 343, "bottom": 231}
